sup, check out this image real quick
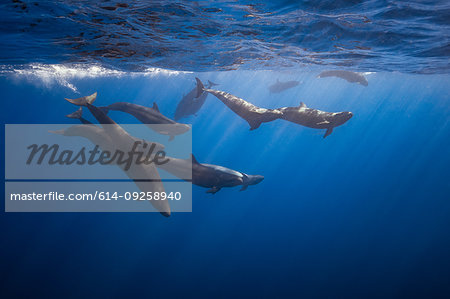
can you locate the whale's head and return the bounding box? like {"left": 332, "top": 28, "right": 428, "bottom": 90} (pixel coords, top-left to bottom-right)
{"left": 334, "top": 111, "right": 353, "bottom": 126}
{"left": 170, "top": 123, "right": 191, "bottom": 136}
{"left": 246, "top": 174, "right": 264, "bottom": 186}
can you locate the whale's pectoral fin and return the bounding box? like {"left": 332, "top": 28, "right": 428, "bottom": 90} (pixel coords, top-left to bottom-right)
{"left": 168, "top": 135, "right": 174, "bottom": 141}
{"left": 160, "top": 211, "right": 171, "bottom": 217}
{"left": 248, "top": 120, "right": 262, "bottom": 131}
{"left": 324, "top": 128, "right": 333, "bottom": 138}
{"left": 240, "top": 185, "right": 248, "bottom": 191}
{"left": 206, "top": 186, "right": 221, "bottom": 194}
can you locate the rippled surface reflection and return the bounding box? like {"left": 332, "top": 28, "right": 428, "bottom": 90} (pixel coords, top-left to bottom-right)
{"left": 0, "top": 0, "right": 449, "bottom": 73}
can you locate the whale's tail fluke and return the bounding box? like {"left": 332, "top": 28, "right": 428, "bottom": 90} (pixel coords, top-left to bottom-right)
{"left": 207, "top": 80, "right": 218, "bottom": 88}
{"left": 65, "top": 107, "right": 94, "bottom": 125}
{"left": 66, "top": 107, "right": 93, "bottom": 125}
{"left": 65, "top": 92, "right": 97, "bottom": 106}
{"left": 195, "top": 77, "right": 205, "bottom": 98}
{"left": 66, "top": 107, "right": 83, "bottom": 119}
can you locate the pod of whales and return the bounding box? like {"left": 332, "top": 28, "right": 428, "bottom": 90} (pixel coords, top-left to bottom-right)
{"left": 64, "top": 101, "right": 263, "bottom": 195}
{"left": 268, "top": 79, "right": 301, "bottom": 93}
{"left": 195, "top": 78, "right": 282, "bottom": 130}
{"left": 63, "top": 92, "right": 266, "bottom": 216}
{"left": 196, "top": 77, "right": 353, "bottom": 137}
{"left": 174, "top": 80, "right": 218, "bottom": 121}
{"left": 318, "top": 70, "right": 368, "bottom": 86}
{"left": 64, "top": 94, "right": 171, "bottom": 217}
{"left": 60, "top": 66, "right": 358, "bottom": 216}
{"left": 276, "top": 102, "right": 353, "bottom": 138}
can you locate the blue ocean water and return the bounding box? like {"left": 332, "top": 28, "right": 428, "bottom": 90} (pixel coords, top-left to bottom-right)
{"left": 1, "top": 1, "right": 450, "bottom": 298}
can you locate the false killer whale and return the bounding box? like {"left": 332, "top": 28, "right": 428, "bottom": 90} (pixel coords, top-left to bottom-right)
{"left": 276, "top": 102, "right": 353, "bottom": 138}
{"left": 174, "top": 80, "right": 218, "bottom": 121}
{"left": 318, "top": 70, "right": 368, "bottom": 86}
{"left": 195, "top": 78, "right": 282, "bottom": 130}
{"left": 268, "top": 79, "right": 301, "bottom": 93}
{"left": 97, "top": 102, "right": 191, "bottom": 141}
{"left": 64, "top": 93, "right": 171, "bottom": 216}
{"left": 65, "top": 107, "right": 165, "bottom": 154}
{"left": 157, "top": 154, "right": 264, "bottom": 194}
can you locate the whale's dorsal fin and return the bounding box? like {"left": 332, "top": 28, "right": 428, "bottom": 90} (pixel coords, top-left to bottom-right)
{"left": 191, "top": 154, "right": 200, "bottom": 165}
{"left": 206, "top": 186, "right": 221, "bottom": 194}
{"left": 299, "top": 102, "right": 307, "bottom": 108}
{"left": 152, "top": 102, "right": 160, "bottom": 112}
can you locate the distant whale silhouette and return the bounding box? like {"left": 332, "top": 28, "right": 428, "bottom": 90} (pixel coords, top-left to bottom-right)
{"left": 318, "top": 70, "right": 368, "bottom": 86}
{"left": 174, "top": 80, "right": 218, "bottom": 121}
{"left": 276, "top": 102, "right": 353, "bottom": 138}
{"left": 64, "top": 93, "right": 171, "bottom": 216}
{"left": 268, "top": 79, "right": 301, "bottom": 93}
{"left": 195, "top": 78, "right": 282, "bottom": 130}
{"left": 158, "top": 154, "right": 264, "bottom": 194}
{"left": 98, "top": 102, "right": 191, "bottom": 141}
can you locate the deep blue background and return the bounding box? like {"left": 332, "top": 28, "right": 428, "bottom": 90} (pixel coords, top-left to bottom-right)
{"left": 1, "top": 70, "right": 450, "bottom": 298}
